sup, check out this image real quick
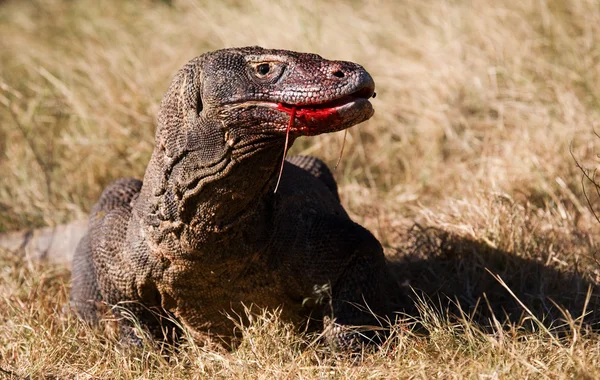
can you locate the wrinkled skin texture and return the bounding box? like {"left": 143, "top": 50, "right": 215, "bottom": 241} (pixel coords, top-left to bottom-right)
{"left": 70, "top": 47, "right": 399, "bottom": 347}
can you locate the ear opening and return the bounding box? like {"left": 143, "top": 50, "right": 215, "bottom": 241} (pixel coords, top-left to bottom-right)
{"left": 195, "top": 83, "right": 203, "bottom": 114}
{"left": 180, "top": 63, "right": 203, "bottom": 117}
{"left": 155, "top": 59, "right": 206, "bottom": 158}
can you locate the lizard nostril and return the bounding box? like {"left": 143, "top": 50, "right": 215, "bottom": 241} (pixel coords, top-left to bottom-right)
{"left": 332, "top": 70, "right": 345, "bottom": 78}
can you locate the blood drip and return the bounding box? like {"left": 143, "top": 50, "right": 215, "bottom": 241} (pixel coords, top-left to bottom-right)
{"left": 274, "top": 106, "right": 297, "bottom": 193}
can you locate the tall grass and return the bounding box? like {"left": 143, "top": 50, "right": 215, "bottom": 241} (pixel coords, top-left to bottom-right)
{"left": 1, "top": 0, "right": 600, "bottom": 377}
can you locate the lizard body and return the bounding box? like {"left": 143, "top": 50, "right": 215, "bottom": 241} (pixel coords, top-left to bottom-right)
{"left": 69, "top": 46, "right": 397, "bottom": 346}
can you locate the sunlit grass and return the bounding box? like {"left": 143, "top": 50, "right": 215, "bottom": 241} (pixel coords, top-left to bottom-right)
{"left": 2, "top": 0, "right": 600, "bottom": 377}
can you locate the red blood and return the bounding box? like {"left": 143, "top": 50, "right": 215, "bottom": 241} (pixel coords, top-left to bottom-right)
{"left": 295, "top": 107, "right": 338, "bottom": 119}
{"left": 273, "top": 106, "right": 296, "bottom": 193}
{"left": 273, "top": 103, "right": 345, "bottom": 192}
{"left": 276, "top": 103, "right": 339, "bottom": 129}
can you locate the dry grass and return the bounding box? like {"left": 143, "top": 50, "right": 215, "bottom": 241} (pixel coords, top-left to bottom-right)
{"left": 2, "top": 0, "right": 600, "bottom": 378}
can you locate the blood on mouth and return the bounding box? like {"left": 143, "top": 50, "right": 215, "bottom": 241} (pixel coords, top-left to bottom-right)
{"left": 276, "top": 103, "right": 339, "bottom": 128}
{"left": 273, "top": 103, "right": 347, "bottom": 193}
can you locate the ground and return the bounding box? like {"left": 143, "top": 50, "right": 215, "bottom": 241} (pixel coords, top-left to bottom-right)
{"left": 1, "top": 0, "right": 600, "bottom": 378}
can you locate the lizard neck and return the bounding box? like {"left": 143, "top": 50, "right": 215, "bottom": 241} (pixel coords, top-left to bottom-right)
{"left": 134, "top": 131, "right": 287, "bottom": 257}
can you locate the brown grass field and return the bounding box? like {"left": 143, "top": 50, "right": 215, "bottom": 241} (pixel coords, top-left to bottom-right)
{"left": 2, "top": 0, "right": 600, "bottom": 378}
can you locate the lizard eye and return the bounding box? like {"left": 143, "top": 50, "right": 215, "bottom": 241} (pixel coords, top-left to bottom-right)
{"left": 248, "top": 61, "right": 285, "bottom": 84}
{"left": 256, "top": 63, "right": 270, "bottom": 76}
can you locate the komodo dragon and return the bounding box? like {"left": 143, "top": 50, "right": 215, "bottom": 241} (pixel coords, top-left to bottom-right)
{"left": 69, "top": 46, "right": 399, "bottom": 347}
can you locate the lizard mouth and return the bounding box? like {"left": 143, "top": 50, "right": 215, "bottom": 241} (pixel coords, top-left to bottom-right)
{"left": 278, "top": 85, "right": 375, "bottom": 111}
{"left": 275, "top": 85, "right": 376, "bottom": 135}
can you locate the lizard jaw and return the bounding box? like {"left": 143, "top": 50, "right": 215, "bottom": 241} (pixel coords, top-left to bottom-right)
{"left": 222, "top": 87, "right": 375, "bottom": 136}
{"left": 274, "top": 86, "right": 376, "bottom": 136}
{"left": 275, "top": 98, "right": 372, "bottom": 135}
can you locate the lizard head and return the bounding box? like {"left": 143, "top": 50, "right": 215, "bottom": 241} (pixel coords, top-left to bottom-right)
{"left": 156, "top": 47, "right": 375, "bottom": 160}
{"left": 207, "top": 46, "right": 376, "bottom": 138}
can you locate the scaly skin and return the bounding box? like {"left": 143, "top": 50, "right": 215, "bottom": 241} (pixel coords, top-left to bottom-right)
{"left": 70, "top": 46, "right": 398, "bottom": 347}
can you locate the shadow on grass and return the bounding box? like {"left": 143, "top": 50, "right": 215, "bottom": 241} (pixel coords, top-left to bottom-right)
{"left": 386, "top": 225, "right": 600, "bottom": 332}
